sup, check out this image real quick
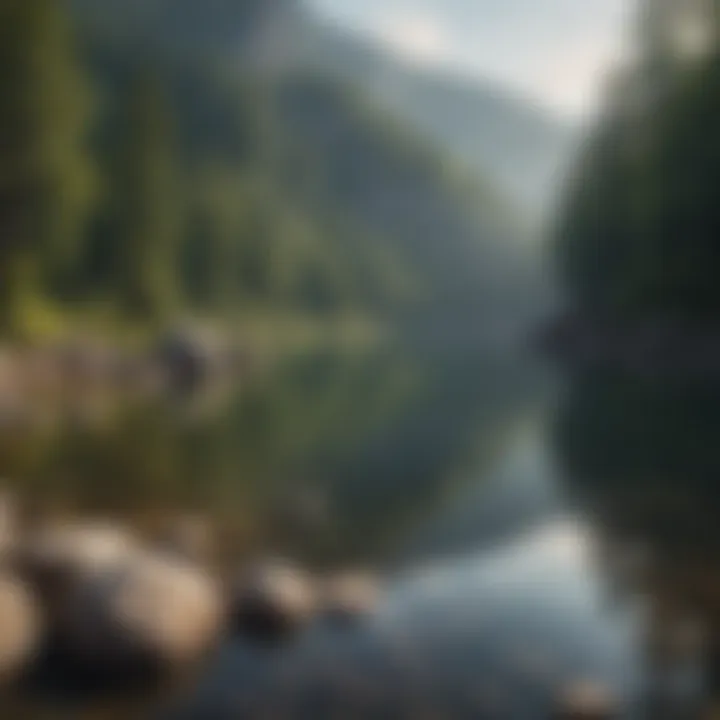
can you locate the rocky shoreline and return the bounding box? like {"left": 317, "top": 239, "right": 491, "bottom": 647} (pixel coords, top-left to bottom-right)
{"left": 0, "top": 494, "right": 383, "bottom": 701}
{"left": 0, "top": 327, "right": 255, "bottom": 433}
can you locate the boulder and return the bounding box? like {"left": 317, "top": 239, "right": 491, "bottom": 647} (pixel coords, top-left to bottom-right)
{"left": 56, "top": 339, "right": 119, "bottom": 388}
{"left": 0, "top": 575, "right": 41, "bottom": 682}
{"left": 321, "top": 571, "right": 380, "bottom": 623}
{"left": 18, "top": 521, "right": 140, "bottom": 607}
{"left": 232, "top": 560, "right": 317, "bottom": 641}
{"left": 22, "top": 347, "right": 66, "bottom": 400}
{"left": 57, "top": 553, "right": 224, "bottom": 675}
{"left": 155, "top": 326, "right": 226, "bottom": 392}
{"left": 555, "top": 680, "right": 616, "bottom": 720}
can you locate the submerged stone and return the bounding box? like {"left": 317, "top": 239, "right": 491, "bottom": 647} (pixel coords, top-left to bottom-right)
{"left": 232, "top": 559, "right": 317, "bottom": 641}
{"left": 0, "top": 575, "right": 41, "bottom": 683}
{"left": 321, "top": 571, "right": 381, "bottom": 623}
{"left": 555, "top": 679, "right": 617, "bottom": 719}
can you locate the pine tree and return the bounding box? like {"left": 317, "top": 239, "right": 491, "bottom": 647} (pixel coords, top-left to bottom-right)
{"left": 0, "top": 0, "right": 94, "bottom": 335}
{"left": 114, "top": 70, "right": 183, "bottom": 322}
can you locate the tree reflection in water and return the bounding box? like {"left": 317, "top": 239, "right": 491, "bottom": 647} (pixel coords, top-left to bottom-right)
{"left": 555, "top": 371, "right": 720, "bottom": 716}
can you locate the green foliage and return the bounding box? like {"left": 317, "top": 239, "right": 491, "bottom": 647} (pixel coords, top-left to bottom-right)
{"left": 0, "top": 0, "right": 94, "bottom": 335}
{"left": 556, "top": 2, "right": 720, "bottom": 318}
{"left": 113, "top": 71, "right": 182, "bottom": 320}
{"left": 263, "top": 74, "right": 527, "bottom": 317}
{"left": 0, "top": 0, "right": 535, "bottom": 340}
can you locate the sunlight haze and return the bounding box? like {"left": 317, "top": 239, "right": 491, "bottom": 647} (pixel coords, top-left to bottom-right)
{"left": 309, "top": 0, "right": 635, "bottom": 117}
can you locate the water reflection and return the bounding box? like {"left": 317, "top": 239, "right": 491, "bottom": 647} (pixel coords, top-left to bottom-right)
{"left": 556, "top": 370, "right": 720, "bottom": 716}
{"left": 157, "top": 516, "right": 640, "bottom": 720}
{"left": 0, "top": 342, "right": 549, "bottom": 719}
{"left": 0, "top": 345, "right": 535, "bottom": 565}
{"left": 7, "top": 346, "right": 713, "bottom": 717}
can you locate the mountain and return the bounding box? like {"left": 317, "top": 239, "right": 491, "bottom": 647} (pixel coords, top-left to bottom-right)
{"left": 71, "top": 0, "right": 576, "bottom": 220}
{"left": 289, "top": 20, "right": 577, "bottom": 219}
{"left": 56, "top": 0, "right": 545, "bottom": 336}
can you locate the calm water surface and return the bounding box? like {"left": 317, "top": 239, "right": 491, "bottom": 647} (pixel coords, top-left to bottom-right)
{"left": 2, "top": 340, "right": 718, "bottom": 718}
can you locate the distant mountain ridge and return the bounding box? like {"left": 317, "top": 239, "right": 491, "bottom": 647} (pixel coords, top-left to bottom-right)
{"left": 61, "top": 0, "right": 549, "bottom": 333}
{"left": 292, "top": 19, "right": 577, "bottom": 217}
{"left": 69, "top": 0, "right": 576, "bottom": 219}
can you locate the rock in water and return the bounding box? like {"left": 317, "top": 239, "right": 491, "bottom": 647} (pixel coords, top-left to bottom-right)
{"left": 232, "top": 560, "right": 317, "bottom": 641}
{"left": 321, "top": 571, "right": 381, "bottom": 623}
{"left": 555, "top": 680, "right": 616, "bottom": 719}
{"left": 17, "top": 522, "right": 141, "bottom": 608}
{"left": 58, "top": 553, "right": 224, "bottom": 675}
{"left": 0, "top": 575, "right": 40, "bottom": 682}
{"left": 156, "top": 326, "right": 225, "bottom": 392}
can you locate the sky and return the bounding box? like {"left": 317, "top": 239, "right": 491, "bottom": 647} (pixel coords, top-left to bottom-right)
{"left": 308, "top": 0, "right": 636, "bottom": 118}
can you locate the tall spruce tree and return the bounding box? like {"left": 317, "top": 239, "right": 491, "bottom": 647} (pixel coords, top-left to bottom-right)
{"left": 114, "top": 70, "right": 183, "bottom": 322}
{"left": 0, "top": 0, "right": 94, "bottom": 335}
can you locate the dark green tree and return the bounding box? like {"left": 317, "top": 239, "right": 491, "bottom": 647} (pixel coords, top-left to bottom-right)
{"left": 113, "top": 70, "right": 183, "bottom": 321}
{"left": 555, "top": 0, "right": 720, "bottom": 318}
{"left": 0, "top": 0, "right": 94, "bottom": 335}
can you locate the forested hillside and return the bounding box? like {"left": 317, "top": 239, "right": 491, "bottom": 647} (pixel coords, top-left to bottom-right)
{"left": 556, "top": 0, "right": 720, "bottom": 319}
{"left": 0, "top": 0, "right": 537, "bottom": 340}
{"left": 71, "top": 0, "right": 575, "bottom": 217}
{"left": 296, "top": 23, "right": 575, "bottom": 217}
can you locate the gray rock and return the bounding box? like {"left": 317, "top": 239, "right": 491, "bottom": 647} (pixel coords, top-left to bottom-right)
{"left": 0, "top": 575, "right": 41, "bottom": 682}
{"left": 555, "top": 680, "right": 617, "bottom": 719}
{"left": 321, "top": 571, "right": 380, "bottom": 622}
{"left": 17, "top": 521, "right": 141, "bottom": 607}
{"left": 156, "top": 326, "right": 227, "bottom": 392}
{"left": 232, "top": 559, "right": 317, "bottom": 640}
{"left": 57, "top": 552, "right": 224, "bottom": 673}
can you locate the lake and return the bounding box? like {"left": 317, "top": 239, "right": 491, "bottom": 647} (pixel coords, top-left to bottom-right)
{"left": 1, "top": 336, "right": 717, "bottom": 718}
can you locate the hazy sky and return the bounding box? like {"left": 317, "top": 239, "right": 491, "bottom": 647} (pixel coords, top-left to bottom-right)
{"left": 308, "top": 0, "right": 635, "bottom": 117}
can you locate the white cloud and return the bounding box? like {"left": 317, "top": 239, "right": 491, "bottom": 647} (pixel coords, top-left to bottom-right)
{"left": 309, "top": 0, "right": 636, "bottom": 117}
{"left": 376, "top": 11, "right": 450, "bottom": 64}
{"left": 512, "top": 23, "right": 633, "bottom": 116}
